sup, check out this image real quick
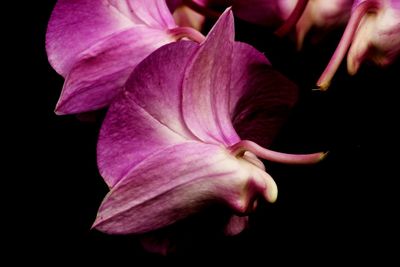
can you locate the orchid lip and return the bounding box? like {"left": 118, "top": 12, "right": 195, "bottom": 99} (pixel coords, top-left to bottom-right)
{"left": 229, "top": 140, "right": 327, "bottom": 165}
{"left": 317, "top": 0, "right": 380, "bottom": 90}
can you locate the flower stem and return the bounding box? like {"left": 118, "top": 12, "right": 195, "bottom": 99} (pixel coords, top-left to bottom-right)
{"left": 229, "top": 140, "right": 327, "bottom": 165}
{"left": 275, "top": 0, "right": 309, "bottom": 37}
{"left": 183, "top": 0, "right": 222, "bottom": 19}
{"left": 317, "top": 0, "right": 379, "bottom": 90}
{"left": 169, "top": 27, "right": 206, "bottom": 43}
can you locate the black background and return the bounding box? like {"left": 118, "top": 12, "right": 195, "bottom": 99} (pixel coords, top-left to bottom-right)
{"left": 18, "top": 0, "right": 398, "bottom": 264}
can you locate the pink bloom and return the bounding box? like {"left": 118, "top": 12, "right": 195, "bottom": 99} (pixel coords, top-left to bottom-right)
{"left": 93, "top": 9, "right": 325, "bottom": 237}
{"left": 234, "top": 0, "right": 353, "bottom": 48}
{"left": 318, "top": 0, "right": 400, "bottom": 89}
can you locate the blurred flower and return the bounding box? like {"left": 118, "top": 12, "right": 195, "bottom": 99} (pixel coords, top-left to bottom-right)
{"left": 318, "top": 0, "right": 400, "bottom": 89}
{"left": 93, "top": 9, "right": 325, "bottom": 239}
{"left": 46, "top": 0, "right": 205, "bottom": 115}
{"left": 294, "top": 0, "right": 353, "bottom": 48}
{"left": 233, "top": 0, "right": 354, "bottom": 48}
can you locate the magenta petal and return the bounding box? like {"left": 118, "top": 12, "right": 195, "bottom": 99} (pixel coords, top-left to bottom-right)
{"left": 97, "top": 41, "right": 198, "bottom": 187}
{"left": 55, "top": 27, "right": 174, "bottom": 114}
{"left": 229, "top": 42, "right": 271, "bottom": 112}
{"left": 110, "top": 0, "right": 176, "bottom": 29}
{"left": 94, "top": 142, "right": 278, "bottom": 234}
{"left": 46, "top": 0, "right": 176, "bottom": 76}
{"left": 46, "top": 0, "right": 133, "bottom": 76}
{"left": 392, "top": 0, "right": 400, "bottom": 9}
{"left": 182, "top": 8, "right": 240, "bottom": 146}
{"left": 124, "top": 41, "right": 199, "bottom": 140}
{"left": 230, "top": 42, "right": 298, "bottom": 148}
{"left": 94, "top": 141, "right": 277, "bottom": 234}
{"left": 93, "top": 142, "right": 244, "bottom": 234}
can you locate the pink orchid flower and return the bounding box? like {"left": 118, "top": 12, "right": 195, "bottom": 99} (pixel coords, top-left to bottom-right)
{"left": 93, "top": 9, "right": 325, "bottom": 236}
{"left": 46, "top": 0, "right": 205, "bottom": 115}
{"left": 318, "top": 0, "right": 400, "bottom": 89}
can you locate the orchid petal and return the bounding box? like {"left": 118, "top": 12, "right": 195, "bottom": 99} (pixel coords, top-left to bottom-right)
{"left": 107, "top": 0, "right": 176, "bottom": 29}
{"left": 182, "top": 8, "right": 240, "bottom": 146}
{"left": 47, "top": 0, "right": 182, "bottom": 114}
{"left": 55, "top": 27, "right": 175, "bottom": 114}
{"left": 47, "top": 0, "right": 133, "bottom": 76}
{"left": 97, "top": 41, "right": 198, "bottom": 186}
{"left": 230, "top": 42, "right": 298, "bottom": 148}
{"left": 93, "top": 142, "right": 274, "bottom": 234}
{"left": 97, "top": 41, "right": 198, "bottom": 187}
{"left": 97, "top": 94, "right": 185, "bottom": 188}
{"left": 46, "top": 0, "right": 176, "bottom": 76}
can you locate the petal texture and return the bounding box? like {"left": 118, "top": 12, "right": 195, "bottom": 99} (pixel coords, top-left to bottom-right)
{"left": 94, "top": 142, "right": 240, "bottom": 234}
{"left": 56, "top": 27, "right": 175, "bottom": 114}
{"left": 47, "top": 0, "right": 178, "bottom": 114}
{"left": 97, "top": 41, "right": 198, "bottom": 187}
{"left": 46, "top": 0, "right": 176, "bottom": 75}
{"left": 182, "top": 9, "right": 240, "bottom": 146}
{"left": 94, "top": 142, "right": 275, "bottom": 234}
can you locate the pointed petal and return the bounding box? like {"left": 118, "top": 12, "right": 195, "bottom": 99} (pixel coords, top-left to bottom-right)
{"left": 94, "top": 142, "right": 277, "bottom": 235}
{"left": 230, "top": 42, "right": 298, "bottom": 148}
{"left": 93, "top": 142, "right": 245, "bottom": 234}
{"left": 97, "top": 41, "right": 198, "bottom": 187}
{"left": 55, "top": 27, "right": 175, "bottom": 114}
{"left": 182, "top": 8, "right": 240, "bottom": 146}
{"left": 46, "top": 0, "right": 176, "bottom": 76}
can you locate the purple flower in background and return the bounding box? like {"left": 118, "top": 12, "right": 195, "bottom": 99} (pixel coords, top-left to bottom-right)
{"left": 293, "top": 0, "right": 353, "bottom": 48}
{"left": 46, "top": 0, "right": 205, "bottom": 115}
{"left": 93, "top": 9, "right": 325, "bottom": 237}
{"left": 318, "top": 0, "right": 400, "bottom": 89}
{"left": 233, "top": 0, "right": 354, "bottom": 48}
